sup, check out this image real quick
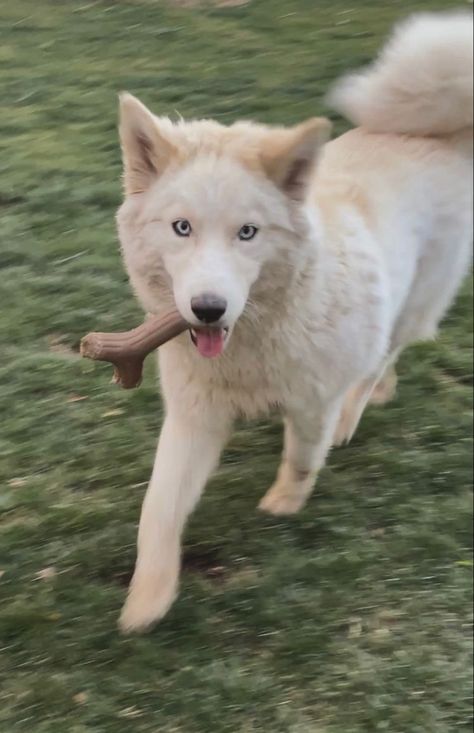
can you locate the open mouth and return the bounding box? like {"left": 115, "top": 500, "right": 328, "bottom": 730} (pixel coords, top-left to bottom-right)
{"left": 189, "top": 327, "right": 229, "bottom": 358}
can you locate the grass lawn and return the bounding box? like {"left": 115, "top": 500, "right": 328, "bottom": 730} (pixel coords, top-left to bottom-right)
{"left": 0, "top": 0, "right": 472, "bottom": 731}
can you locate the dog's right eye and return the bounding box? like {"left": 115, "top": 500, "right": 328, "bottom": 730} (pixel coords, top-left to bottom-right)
{"left": 238, "top": 224, "right": 258, "bottom": 241}
{"left": 172, "top": 219, "right": 192, "bottom": 237}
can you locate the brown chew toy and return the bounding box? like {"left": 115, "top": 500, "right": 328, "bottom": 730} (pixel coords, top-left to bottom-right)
{"left": 80, "top": 309, "right": 188, "bottom": 389}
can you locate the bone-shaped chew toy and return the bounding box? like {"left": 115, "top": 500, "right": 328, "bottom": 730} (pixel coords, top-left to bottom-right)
{"left": 80, "top": 309, "right": 188, "bottom": 389}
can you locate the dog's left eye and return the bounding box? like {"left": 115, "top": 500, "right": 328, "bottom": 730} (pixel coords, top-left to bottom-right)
{"left": 238, "top": 224, "right": 258, "bottom": 241}
{"left": 172, "top": 219, "right": 192, "bottom": 237}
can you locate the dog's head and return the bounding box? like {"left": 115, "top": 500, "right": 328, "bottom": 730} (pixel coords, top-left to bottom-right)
{"left": 117, "top": 94, "right": 330, "bottom": 357}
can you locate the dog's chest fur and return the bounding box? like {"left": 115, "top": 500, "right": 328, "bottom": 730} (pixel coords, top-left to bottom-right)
{"left": 157, "top": 247, "right": 389, "bottom": 420}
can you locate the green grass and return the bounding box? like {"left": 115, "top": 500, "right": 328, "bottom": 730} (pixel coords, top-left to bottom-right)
{"left": 0, "top": 1, "right": 472, "bottom": 731}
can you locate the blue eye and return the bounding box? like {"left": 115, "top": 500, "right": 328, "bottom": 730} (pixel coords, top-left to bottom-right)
{"left": 172, "top": 219, "right": 192, "bottom": 237}
{"left": 239, "top": 224, "right": 258, "bottom": 242}
{"left": 238, "top": 224, "right": 258, "bottom": 241}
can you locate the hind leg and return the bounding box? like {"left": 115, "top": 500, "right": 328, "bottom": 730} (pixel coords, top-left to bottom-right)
{"left": 259, "top": 396, "right": 343, "bottom": 516}
{"left": 333, "top": 377, "right": 377, "bottom": 447}
{"left": 335, "top": 224, "right": 471, "bottom": 447}
{"left": 333, "top": 351, "right": 400, "bottom": 446}
{"left": 390, "top": 227, "right": 472, "bottom": 349}
{"left": 369, "top": 363, "right": 398, "bottom": 405}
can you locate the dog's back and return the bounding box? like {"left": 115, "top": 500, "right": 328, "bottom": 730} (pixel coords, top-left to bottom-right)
{"left": 318, "top": 11, "right": 473, "bottom": 349}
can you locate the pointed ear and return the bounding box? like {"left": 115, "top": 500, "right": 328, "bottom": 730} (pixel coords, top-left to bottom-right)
{"left": 261, "top": 118, "right": 331, "bottom": 200}
{"left": 119, "top": 93, "right": 176, "bottom": 195}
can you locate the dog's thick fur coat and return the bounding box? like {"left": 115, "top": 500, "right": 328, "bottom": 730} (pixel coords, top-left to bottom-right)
{"left": 115, "top": 12, "right": 473, "bottom": 631}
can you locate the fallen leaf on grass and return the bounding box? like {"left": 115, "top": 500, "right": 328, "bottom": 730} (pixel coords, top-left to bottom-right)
{"left": 35, "top": 567, "right": 57, "bottom": 581}
{"left": 47, "top": 612, "right": 62, "bottom": 621}
{"left": 118, "top": 706, "right": 143, "bottom": 719}
{"left": 73, "top": 692, "right": 88, "bottom": 705}
{"left": 8, "top": 477, "right": 27, "bottom": 488}
{"left": 66, "top": 395, "right": 88, "bottom": 403}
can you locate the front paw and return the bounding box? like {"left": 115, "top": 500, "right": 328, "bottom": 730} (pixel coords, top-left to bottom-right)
{"left": 118, "top": 569, "right": 178, "bottom": 633}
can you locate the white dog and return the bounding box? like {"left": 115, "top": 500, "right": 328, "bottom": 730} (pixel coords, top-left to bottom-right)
{"left": 115, "top": 12, "right": 473, "bottom": 631}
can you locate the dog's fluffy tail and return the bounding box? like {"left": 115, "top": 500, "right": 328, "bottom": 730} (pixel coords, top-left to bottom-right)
{"left": 329, "top": 12, "right": 473, "bottom": 137}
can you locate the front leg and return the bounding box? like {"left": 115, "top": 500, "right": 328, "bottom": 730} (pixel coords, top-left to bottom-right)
{"left": 259, "top": 397, "right": 343, "bottom": 516}
{"left": 119, "top": 408, "right": 231, "bottom": 633}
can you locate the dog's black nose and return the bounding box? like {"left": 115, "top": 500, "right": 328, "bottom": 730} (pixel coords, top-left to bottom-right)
{"left": 191, "top": 294, "right": 227, "bottom": 324}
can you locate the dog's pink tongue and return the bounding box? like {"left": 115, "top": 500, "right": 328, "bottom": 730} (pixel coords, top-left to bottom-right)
{"left": 195, "top": 329, "right": 225, "bottom": 358}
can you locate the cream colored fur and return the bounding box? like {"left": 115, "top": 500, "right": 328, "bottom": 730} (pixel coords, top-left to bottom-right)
{"left": 329, "top": 11, "right": 473, "bottom": 136}
{"left": 114, "top": 12, "right": 473, "bottom": 632}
